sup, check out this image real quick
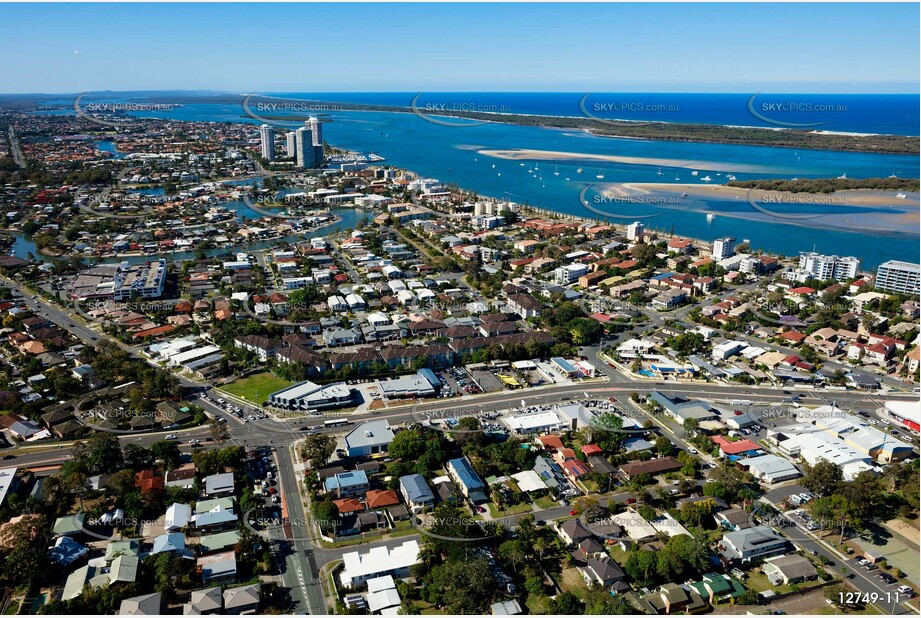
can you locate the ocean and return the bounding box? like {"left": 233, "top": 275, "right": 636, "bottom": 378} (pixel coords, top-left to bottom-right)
{"left": 49, "top": 92, "right": 921, "bottom": 270}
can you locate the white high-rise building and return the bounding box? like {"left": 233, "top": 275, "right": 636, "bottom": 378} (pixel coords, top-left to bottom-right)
{"left": 797, "top": 252, "right": 860, "bottom": 282}
{"left": 295, "top": 126, "right": 316, "bottom": 169}
{"left": 308, "top": 117, "right": 324, "bottom": 166}
{"left": 285, "top": 131, "right": 297, "bottom": 158}
{"left": 712, "top": 237, "right": 736, "bottom": 260}
{"left": 626, "top": 221, "right": 644, "bottom": 242}
{"left": 259, "top": 124, "right": 275, "bottom": 161}
{"left": 876, "top": 261, "right": 920, "bottom": 295}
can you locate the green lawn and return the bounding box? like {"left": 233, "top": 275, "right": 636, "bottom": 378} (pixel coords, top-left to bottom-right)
{"left": 221, "top": 372, "right": 294, "bottom": 405}
{"left": 535, "top": 496, "right": 559, "bottom": 510}
{"left": 488, "top": 502, "right": 533, "bottom": 518}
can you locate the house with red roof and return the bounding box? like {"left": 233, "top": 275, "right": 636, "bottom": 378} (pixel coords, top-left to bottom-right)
{"left": 581, "top": 444, "right": 603, "bottom": 457}
{"left": 536, "top": 435, "right": 564, "bottom": 452}
{"left": 562, "top": 458, "right": 591, "bottom": 481}
{"left": 135, "top": 470, "right": 165, "bottom": 494}
{"left": 778, "top": 330, "right": 806, "bottom": 345}
{"left": 365, "top": 489, "right": 399, "bottom": 509}
{"left": 711, "top": 436, "right": 762, "bottom": 457}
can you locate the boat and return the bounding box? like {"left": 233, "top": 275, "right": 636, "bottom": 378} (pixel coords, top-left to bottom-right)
{"left": 596, "top": 169, "right": 605, "bottom": 179}
{"left": 553, "top": 166, "right": 560, "bottom": 176}
{"left": 691, "top": 170, "right": 699, "bottom": 176}
{"left": 675, "top": 175, "right": 680, "bottom": 181}
{"left": 491, "top": 164, "right": 496, "bottom": 169}
{"left": 838, "top": 173, "right": 847, "bottom": 179}
{"left": 701, "top": 175, "right": 712, "bottom": 182}
{"left": 726, "top": 174, "right": 736, "bottom": 180}
{"left": 707, "top": 213, "right": 716, "bottom": 222}
{"left": 657, "top": 167, "right": 663, "bottom": 175}
{"left": 896, "top": 193, "right": 907, "bottom": 199}
{"left": 680, "top": 192, "right": 687, "bottom": 198}
{"left": 577, "top": 168, "right": 583, "bottom": 174}
{"left": 520, "top": 163, "right": 524, "bottom": 166}
{"left": 564, "top": 177, "right": 570, "bottom": 181}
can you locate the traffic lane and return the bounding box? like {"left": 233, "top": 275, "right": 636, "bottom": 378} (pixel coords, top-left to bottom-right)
{"left": 274, "top": 445, "right": 326, "bottom": 614}
{"left": 781, "top": 527, "right": 914, "bottom": 615}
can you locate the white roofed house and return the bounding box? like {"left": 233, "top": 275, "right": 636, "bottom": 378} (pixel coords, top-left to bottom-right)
{"left": 164, "top": 502, "right": 192, "bottom": 531}
{"left": 719, "top": 525, "right": 789, "bottom": 562}
{"left": 737, "top": 454, "right": 801, "bottom": 484}
{"left": 339, "top": 540, "right": 420, "bottom": 589}
{"left": 204, "top": 472, "right": 235, "bottom": 498}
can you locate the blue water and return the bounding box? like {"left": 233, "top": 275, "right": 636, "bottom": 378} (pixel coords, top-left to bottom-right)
{"left": 268, "top": 92, "right": 920, "bottom": 137}
{"left": 41, "top": 94, "right": 921, "bottom": 269}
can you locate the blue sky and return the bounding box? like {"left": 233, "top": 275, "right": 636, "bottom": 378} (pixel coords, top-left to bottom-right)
{"left": 1, "top": 3, "right": 918, "bottom": 93}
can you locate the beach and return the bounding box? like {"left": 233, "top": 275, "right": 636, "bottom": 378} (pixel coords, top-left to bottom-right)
{"left": 598, "top": 183, "right": 920, "bottom": 233}
{"left": 478, "top": 148, "right": 789, "bottom": 174}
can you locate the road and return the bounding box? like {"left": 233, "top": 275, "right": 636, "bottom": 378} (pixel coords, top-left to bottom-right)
{"left": 4, "top": 261, "right": 919, "bottom": 614}
{"left": 6, "top": 124, "right": 25, "bottom": 168}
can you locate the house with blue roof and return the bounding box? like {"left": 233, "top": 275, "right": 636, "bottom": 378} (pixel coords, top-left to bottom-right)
{"left": 324, "top": 470, "right": 370, "bottom": 498}
{"left": 446, "top": 457, "right": 487, "bottom": 503}
{"left": 151, "top": 532, "right": 192, "bottom": 558}
{"left": 399, "top": 474, "right": 435, "bottom": 510}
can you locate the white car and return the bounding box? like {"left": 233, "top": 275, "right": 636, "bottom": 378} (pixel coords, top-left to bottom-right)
{"left": 165, "top": 434, "right": 178, "bottom": 440}
{"left": 688, "top": 448, "right": 698, "bottom": 454}
{"left": 189, "top": 439, "right": 201, "bottom": 445}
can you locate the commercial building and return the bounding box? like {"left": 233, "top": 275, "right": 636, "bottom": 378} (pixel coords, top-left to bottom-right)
{"left": 259, "top": 124, "right": 275, "bottom": 161}
{"left": 267, "top": 380, "right": 354, "bottom": 410}
{"left": 882, "top": 400, "right": 920, "bottom": 433}
{"left": 737, "top": 454, "right": 801, "bottom": 484}
{"left": 344, "top": 420, "right": 395, "bottom": 457}
{"left": 876, "top": 260, "right": 920, "bottom": 295}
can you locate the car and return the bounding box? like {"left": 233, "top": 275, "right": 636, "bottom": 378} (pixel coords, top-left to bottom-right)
{"left": 476, "top": 505, "right": 486, "bottom": 513}
{"left": 165, "top": 434, "right": 178, "bottom": 440}
{"left": 897, "top": 585, "right": 914, "bottom": 595}
{"left": 733, "top": 410, "right": 743, "bottom": 416}
{"left": 569, "top": 509, "right": 579, "bottom": 516}
{"left": 669, "top": 489, "right": 680, "bottom": 495}
{"left": 188, "top": 438, "right": 200, "bottom": 445}
{"left": 626, "top": 498, "right": 636, "bottom": 504}
{"left": 2, "top": 454, "right": 15, "bottom": 460}
{"left": 688, "top": 448, "right": 698, "bottom": 454}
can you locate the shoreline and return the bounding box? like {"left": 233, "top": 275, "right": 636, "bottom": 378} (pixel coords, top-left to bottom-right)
{"left": 619, "top": 182, "right": 920, "bottom": 208}
{"left": 477, "top": 148, "right": 789, "bottom": 174}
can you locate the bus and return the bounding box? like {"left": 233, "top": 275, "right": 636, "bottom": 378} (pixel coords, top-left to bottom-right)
{"left": 324, "top": 418, "right": 350, "bottom": 428}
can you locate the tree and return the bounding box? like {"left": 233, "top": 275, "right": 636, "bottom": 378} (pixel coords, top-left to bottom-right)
{"left": 311, "top": 501, "right": 339, "bottom": 534}
{"left": 150, "top": 440, "right": 182, "bottom": 471}
{"left": 802, "top": 459, "right": 843, "bottom": 497}
{"left": 301, "top": 434, "right": 336, "bottom": 468}
{"left": 76, "top": 432, "right": 124, "bottom": 475}
{"left": 552, "top": 592, "right": 582, "bottom": 615}
{"left": 388, "top": 429, "right": 427, "bottom": 460}
{"left": 123, "top": 444, "right": 153, "bottom": 471}
{"left": 0, "top": 515, "right": 49, "bottom": 588}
